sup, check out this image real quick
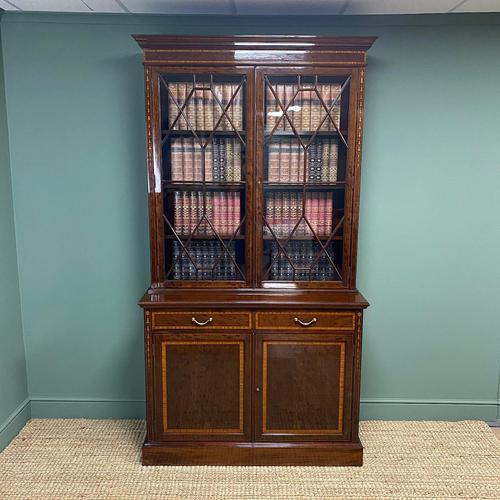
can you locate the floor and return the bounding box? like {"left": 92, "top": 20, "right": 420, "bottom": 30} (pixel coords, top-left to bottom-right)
{"left": 493, "top": 427, "right": 500, "bottom": 441}
{"left": 0, "top": 419, "right": 499, "bottom": 499}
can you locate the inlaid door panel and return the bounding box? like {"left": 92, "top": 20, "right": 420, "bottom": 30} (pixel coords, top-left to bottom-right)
{"left": 153, "top": 332, "right": 251, "bottom": 441}
{"left": 255, "top": 333, "right": 353, "bottom": 441}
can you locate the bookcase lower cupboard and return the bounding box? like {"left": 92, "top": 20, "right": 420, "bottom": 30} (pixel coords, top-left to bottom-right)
{"left": 135, "top": 35, "right": 375, "bottom": 466}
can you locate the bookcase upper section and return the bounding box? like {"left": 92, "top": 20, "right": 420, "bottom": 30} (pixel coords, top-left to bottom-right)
{"left": 135, "top": 35, "right": 376, "bottom": 290}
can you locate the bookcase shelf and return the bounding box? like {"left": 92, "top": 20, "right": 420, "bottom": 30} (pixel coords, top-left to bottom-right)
{"left": 263, "top": 235, "right": 343, "bottom": 241}
{"left": 165, "top": 234, "right": 245, "bottom": 240}
{"left": 264, "top": 182, "right": 345, "bottom": 189}
{"left": 163, "top": 130, "right": 246, "bottom": 138}
{"left": 265, "top": 130, "right": 347, "bottom": 138}
{"left": 164, "top": 181, "right": 245, "bottom": 191}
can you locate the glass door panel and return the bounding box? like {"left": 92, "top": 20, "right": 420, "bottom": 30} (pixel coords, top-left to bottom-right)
{"left": 158, "top": 71, "right": 250, "bottom": 283}
{"left": 257, "top": 70, "right": 352, "bottom": 286}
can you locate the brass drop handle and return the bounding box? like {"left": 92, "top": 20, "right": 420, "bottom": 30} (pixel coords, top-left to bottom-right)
{"left": 191, "top": 317, "right": 213, "bottom": 326}
{"left": 294, "top": 317, "right": 317, "bottom": 327}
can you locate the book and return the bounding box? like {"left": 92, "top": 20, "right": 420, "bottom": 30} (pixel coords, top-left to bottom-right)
{"left": 168, "top": 83, "right": 179, "bottom": 130}
{"left": 171, "top": 240, "right": 238, "bottom": 281}
{"left": 268, "top": 241, "right": 337, "bottom": 281}
{"left": 233, "top": 140, "right": 242, "bottom": 182}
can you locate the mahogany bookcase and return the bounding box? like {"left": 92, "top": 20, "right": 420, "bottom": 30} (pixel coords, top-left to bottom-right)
{"left": 134, "top": 35, "right": 376, "bottom": 466}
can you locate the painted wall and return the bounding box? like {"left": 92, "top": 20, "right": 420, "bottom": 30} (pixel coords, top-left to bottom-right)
{"left": 0, "top": 15, "right": 29, "bottom": 451}
{"left": 1, "top": 12, "right": 499, "bottom": 420}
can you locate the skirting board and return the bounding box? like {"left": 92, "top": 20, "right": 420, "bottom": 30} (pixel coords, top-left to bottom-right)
{"left": 30, "top": 397, "right": 499, "bottom": 421}
{"left": 0, "top": 398, "right": 31, "bottom": 452}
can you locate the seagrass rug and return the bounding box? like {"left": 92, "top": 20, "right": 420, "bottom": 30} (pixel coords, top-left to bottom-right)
{"left": 0, "top": 419, "right": 499, "bottom": 499}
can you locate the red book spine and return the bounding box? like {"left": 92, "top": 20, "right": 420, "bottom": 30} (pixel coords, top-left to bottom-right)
{"left": 174, "top": 191, "right": 181, "bottom": 234}
{"left": 234, "top": 192, "right": 240, "bottom": 235}
{"left": 181, "top": 192, "right": 189, "bottom": 235}
{"left": 318, "top": 192, "right": 325, "bottom": 236}
{"left": 222, "top": 191, "right": 228, "bottom": 236}
{"left": 325, "top": 192, "right": 333, "bottom": 235}
{"left": 228, "top": 191, "right": 233, "bottom": 237}
{"left": 213, "top": 192, "right": 220, "bottom": 236}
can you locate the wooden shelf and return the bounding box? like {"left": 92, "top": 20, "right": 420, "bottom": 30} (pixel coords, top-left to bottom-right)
{"left": 162, "top": 130, "right": 246, "bottom": 137}
{"left": 263, "top": 235, "right": 343, "bottom": 241}
{"left": 264, "top": 182, "right": 345, "bottom": 190}
{"left": 165, "top": 234, "right": 245, "bottom": 240}
{"left": 265, "top": 130, "right": 347, "bottom": 138}
{"left": 163, "top": 181, "right": 245, "bottom": 191}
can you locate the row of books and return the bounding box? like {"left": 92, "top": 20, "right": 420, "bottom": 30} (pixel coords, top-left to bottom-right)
{"left": 170, "top": 137, "right": 242, "bottom": 182}
{"left": 266, "top": 83, "right": 341, "bottom": 132}
{"left": 173, "top": 191, "right": 241, "bottom": 237}
{"left": 167, "top": 83, "right": 243, "bottom": 131}
{"left": 171, "top": 241, "right": 238, "bottom": 280}
{"left": 268, "top": 138, "right": 338, "bottom": 183}
{"left": 268, "top": 242, "right": 338, "bottom": 281}
{"left": 265, "top": 192, "right": 333, "bottom": 237}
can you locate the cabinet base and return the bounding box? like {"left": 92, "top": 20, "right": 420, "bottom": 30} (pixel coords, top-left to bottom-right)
{"left": 142, "top": 440, "right": 363, "bottom": 466}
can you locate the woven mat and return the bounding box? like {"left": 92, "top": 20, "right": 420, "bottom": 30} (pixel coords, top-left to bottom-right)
{"left": 1, "top": 419, "right": 499, "bottom": 499}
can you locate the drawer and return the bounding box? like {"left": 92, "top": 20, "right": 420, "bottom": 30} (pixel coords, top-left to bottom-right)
{"left": 255, "top": 311, "right": 355, "bottom": 331}
{"left": 151, "top": 311, "right": 251, "bottom": 330}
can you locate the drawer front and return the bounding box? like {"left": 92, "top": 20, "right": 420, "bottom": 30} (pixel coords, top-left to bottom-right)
{"left": 151, "top": 311, "right": 251, "bottom": 331}
{"left": 255, "top": 311, "right": 355, "bottom": 331}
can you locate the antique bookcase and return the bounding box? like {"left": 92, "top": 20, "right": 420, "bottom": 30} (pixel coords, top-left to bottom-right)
{"left": 134, "top": 35, "right": 375, "bottom": 466}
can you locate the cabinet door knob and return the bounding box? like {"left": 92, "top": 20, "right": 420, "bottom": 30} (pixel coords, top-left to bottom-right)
{"left": 191, "top": 317, "right": 213, "bottom": 326}
{"left": 256, "top": 387, "right": 260, "bottom": 392}
{"left": 294, "top": 317, "right": 317, "bottom": 327}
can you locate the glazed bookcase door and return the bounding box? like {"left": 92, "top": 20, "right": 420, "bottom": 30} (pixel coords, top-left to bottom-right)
{"left": 255, "top": 67, "right": 360, "bottom": 289}
{"left": 153, "top": 332, "right": 252, "bottom": 441}
{"left": 149, "top": 67, "right": 254, "bottom": 287}
{"left": 254, "top": 333, "right": 353, "bottom": 441}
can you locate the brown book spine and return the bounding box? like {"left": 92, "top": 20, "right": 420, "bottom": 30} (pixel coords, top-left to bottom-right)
{"left": 234, "top": 84, "right": 243, "bottom": 130}
{"left": 222, "top": 85, "right": 231, "bottom": 131}
{"left": 266, "top": 84, "right": 276, "bottom": 131}
{"left": 204, "top": 87, "right": 212, "bottom": 131}
{"left": 206, "top": 142, "right": 213, "bottom": 182}
{"left": 186, "top": 83, "right": 195, "bottom": 131}
{"left": 171, "top": 138, "right": 181, "bottom": 181}
{"left": 324, "top": 84, "right": 332, "bottom": 131}
{"left": 284, "top": 84, "right": 293, "bottom": 132}
{"left": 230, "top": 84, "right": 236, "bottom": 130}
{"left": 268, "top": 141, "right": 279, "bottom": 182}
{"left": 168, "top": 83, "right": 178, "bottom": 130}
{"left": 174, "top": 191, "right": 181, "bottom": 233}
{"left": 332, "top": 83, "right": 341, "bottom": 130}
{"left": 180, "top": 137, "right": 185, "bottom": 182}
{"left": 181, "top": 192, "right": 188, "bottom": 235}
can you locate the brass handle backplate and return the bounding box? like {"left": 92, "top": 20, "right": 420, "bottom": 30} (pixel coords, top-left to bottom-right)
{"left": 294, "top": 317, "right": 317, "bottom": 327}
{"left": 192, "top": 317, "right": 213, "bottom": 326}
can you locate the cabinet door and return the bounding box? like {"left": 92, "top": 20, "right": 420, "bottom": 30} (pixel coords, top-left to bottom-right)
{"left": 153, "top": 332, "right": 251, "bottom": 441}
{"left": 255, "top": 333, "right": 353, "bottom": 441}
{"left": 148, "top": 66, "right": 255, "bottom": 288}
{"left": 255, "top": 66, "right": 361, "bottom": 289}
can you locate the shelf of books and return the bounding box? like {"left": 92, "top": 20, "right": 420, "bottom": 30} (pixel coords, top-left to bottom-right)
{"left": 261, "top": 75, "right": 349, "bottom": 283}
{"left": 159, "top": 73, "right": 247, "bottom": 282}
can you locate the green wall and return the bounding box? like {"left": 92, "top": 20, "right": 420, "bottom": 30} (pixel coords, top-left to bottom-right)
{"left": 0, "top": 12, "right": 499, "bottom": 421}
{"left": 0, "top": 13, "right": 29, "bottom": 451}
